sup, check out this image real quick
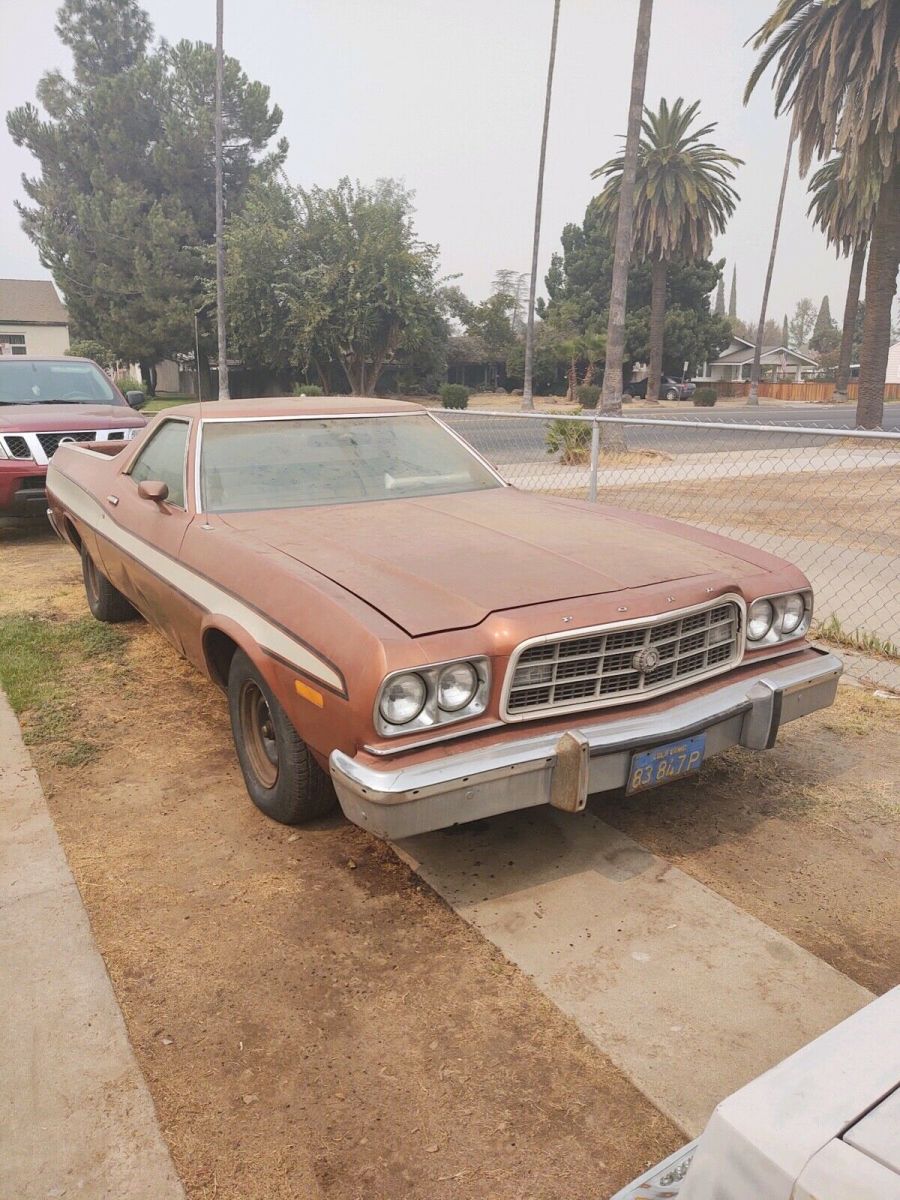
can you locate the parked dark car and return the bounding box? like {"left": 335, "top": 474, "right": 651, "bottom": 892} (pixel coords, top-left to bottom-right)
{"left": 625, "top": 376, "right": 696, "bottom": 401}
{"left": 0, "top": 356, "right": 147, "bottom": 518}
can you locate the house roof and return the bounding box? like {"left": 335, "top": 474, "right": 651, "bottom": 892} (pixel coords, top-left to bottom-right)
{"left": 0, "top": 278, "right": 69, "bottom": 325}
{"left": 714, "top": 343, "right": 818, "bottom": 366}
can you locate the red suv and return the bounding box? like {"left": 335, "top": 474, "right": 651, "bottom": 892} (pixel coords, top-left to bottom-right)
{"left": 0, "top": 356, "right": 147, "bottom": 518}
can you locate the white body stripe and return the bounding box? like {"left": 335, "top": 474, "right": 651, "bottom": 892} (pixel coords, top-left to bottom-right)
{"left": 48, "top": 467, "right": 345, "bottom": 693}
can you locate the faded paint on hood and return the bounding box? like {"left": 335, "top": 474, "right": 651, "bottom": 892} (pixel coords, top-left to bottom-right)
{"left": 221, "top": 488, "right": 761, "bottom": 636}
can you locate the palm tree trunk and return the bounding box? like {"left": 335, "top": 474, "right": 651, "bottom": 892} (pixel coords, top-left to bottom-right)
{"left": 214, "top": 0, "right": 230, "bottom": 401}
{"left": 856, "top": 164, "right": 899, "bottom": 429}
{"left": 833, "top": 238, "right": 866, "bottom": 403}
{"left": 748, "top": 124, "right": 793, "bottom": 406}
{"left": 647, "top": 257, "right": 666, "bottom": 403}
{"left": 522, "top": 0, "right": 561, "bottom": 412}
{"left": 601, "top": 0, "right": 654, "bottom": 444}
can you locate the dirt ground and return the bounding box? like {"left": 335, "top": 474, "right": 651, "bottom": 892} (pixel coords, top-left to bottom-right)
{"left": 2, "top": 530, "right": 679, "bottom": 1200}
{"left": 3, "top": 529, "right": 899, "bottom": 1198}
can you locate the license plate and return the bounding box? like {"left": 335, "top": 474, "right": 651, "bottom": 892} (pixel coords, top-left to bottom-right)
{"left": 626, "top": 734, "right": 706, "bottom": 794}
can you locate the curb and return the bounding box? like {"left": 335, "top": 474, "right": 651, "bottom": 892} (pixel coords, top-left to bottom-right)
{"left": 0, "top": 691, "right": 186, "bottom": 1199}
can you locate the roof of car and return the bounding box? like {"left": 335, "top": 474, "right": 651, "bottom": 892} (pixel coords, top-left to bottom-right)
{"left": 169, "top": 396, "right": 426, "bottom": 420}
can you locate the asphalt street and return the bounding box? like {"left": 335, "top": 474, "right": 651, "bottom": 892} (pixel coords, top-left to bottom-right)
{"left": 442, "top": 403, "right": 900, "bottom": 461}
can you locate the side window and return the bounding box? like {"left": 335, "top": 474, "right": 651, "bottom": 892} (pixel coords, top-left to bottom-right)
{"left": 129, "top": 420, "right": 189, "bottom": 508}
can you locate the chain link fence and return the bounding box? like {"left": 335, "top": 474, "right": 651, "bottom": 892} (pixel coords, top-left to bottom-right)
{"left": 438, "top": 408, "right": 900, "bottom": 690}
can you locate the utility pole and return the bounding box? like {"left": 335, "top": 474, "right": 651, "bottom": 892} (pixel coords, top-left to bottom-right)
{"left": 522, "top": 0, "right": 561, "bottom": 412}
{"left": 215, "top": 0, "right": 230, "bottom": 400}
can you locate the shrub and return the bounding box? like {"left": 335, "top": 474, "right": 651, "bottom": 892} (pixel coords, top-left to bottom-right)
{"left": 115, "top": 376, "right": 144, "bottom": 395}
{"left": 693, "top": 387, "right": 717, "bottom": 407}
{"left": 440, "top": 383, "right": 470, "bottom": 409}
{"left": 292, "top": 383, "right": 324, "bottom": 397}
{"left": 576, "top": 384, "right": 600, "bottom": 410}
{"left": 546, "top": 413, "right": 591, "bottom": 464}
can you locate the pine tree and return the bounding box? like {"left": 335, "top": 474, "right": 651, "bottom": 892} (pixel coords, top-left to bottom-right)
{"left": 7, "top": 0, "right": 285, "bottom": 371}
{"left": 714, "top": 275, "right": 726, "bottom": 315}
{"left": 812, "top": 295, "right": 832, "bottom": 341}
{"left": 728, "top": 266, "right": 737, "bottom": 318}
{"left": 782, "top": 314, "right": 789, "bottom": 346}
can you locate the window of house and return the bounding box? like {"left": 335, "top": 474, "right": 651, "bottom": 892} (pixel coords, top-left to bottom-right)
{"left": 129, "top": 419, "right": 189, "bottom": 508}
{"left": 0, "top": 334, "right": 27, "bottom": 355}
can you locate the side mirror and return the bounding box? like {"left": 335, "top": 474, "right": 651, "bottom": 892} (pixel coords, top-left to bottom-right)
{"left": 137, "top": 479, "right": 169, "bottom": 504}
{"left": 126, "top": 390, "right": 147, "bottom": 410}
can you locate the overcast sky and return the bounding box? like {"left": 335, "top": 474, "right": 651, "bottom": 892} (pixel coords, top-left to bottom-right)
{"left": 1, "top": 0, "right": 854, "bottom": 327}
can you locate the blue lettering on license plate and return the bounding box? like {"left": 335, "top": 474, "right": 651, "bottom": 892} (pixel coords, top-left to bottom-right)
{"left": 626, "top": 734, "right": 706, "bottom": 795}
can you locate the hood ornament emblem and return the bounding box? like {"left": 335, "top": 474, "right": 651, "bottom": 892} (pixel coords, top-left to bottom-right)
{"left": 561, "top": 616, "right": 574, "bottom": 623}
{"left": 632, "top": 646, "right": 661, "bottom": 673}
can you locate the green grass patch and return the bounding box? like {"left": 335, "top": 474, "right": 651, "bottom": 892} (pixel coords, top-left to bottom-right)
{"left": 143, "top": 395, "right": 194, "bottom": 413}
{"left": 0, "top": 614, "right": 125, "bottom": 762}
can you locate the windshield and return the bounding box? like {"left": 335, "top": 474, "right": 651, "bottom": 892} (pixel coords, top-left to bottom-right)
{"left": 200, "top": 414, "right": 502, "bottom": 513}
{"left": 0, "top": 359, "right": 120, "bottom": 405}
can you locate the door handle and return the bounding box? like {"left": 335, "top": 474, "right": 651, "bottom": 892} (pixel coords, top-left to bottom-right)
{"left": 106, "top": 495, "right": 119, "bottom": 506}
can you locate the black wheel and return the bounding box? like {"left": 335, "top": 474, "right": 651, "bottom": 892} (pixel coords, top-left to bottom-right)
{"left": 81, "top": 546, "right": 137, "bottom": 622}
{"left": 227, "top": 649, "right": 336, "bottom": 825}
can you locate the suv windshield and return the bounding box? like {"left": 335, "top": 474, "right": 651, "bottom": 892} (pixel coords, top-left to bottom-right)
{"left": 200, "top": 414, "right": 502, "bottom": 512}
{"left": 0, "top": 359, "right": 121, "bottom": 405}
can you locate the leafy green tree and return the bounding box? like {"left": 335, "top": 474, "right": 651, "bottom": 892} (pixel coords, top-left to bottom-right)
{"left": 592, "top": 98, "right": 741, "bottom": 401}
{"left": 789, "top": 298, "right": 816, "bottom": 347}
{"left": 286, "top": 179, "right": 443, "bottom": 395}
{"left": 746, "top": 0, "right": 899, "bottom": 427}
{"left": 7, "top": 0, "right": 285, "bottom": 377}
{"left": 541, "top": 199, "right": 732, "bottom": 382}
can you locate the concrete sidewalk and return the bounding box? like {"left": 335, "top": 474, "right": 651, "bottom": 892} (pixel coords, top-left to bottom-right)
{"left": 0, "top": 693, "right": 185, "bottom": 1199}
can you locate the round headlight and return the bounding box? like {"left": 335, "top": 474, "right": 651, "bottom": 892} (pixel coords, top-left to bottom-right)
{"left": 437, "top": 662, "right": 478, "bottom": 712}
{"left": 747, "top": 599, "right": 775, "bottom": 641}
{"left": 780, "top": 593, "right": 806, "bottom": 634}
{"left": 379, "top": 673, "right": 427, "bottom": 725}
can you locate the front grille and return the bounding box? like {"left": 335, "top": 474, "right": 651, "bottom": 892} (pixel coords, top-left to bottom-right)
{"left": 504, "top": 600, "right": 742, "bottom": 717}
{"left": 37, "top": 431, "right": 98, "bottom": 457}
{"left": 3, "top": 436, "right": 30, "bottom": 458}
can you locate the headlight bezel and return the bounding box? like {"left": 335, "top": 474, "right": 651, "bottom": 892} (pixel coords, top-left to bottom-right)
{"left": 374, "top": 657, "right": 491, "bottom": 737}
{"left": 746, "top": 589, "right": 813, "bottom": 647}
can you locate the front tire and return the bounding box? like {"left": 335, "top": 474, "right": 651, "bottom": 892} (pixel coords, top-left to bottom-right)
{"left": 227, "top": 650, "right": 336, "bottom": 825}
{"left": 81, "top": 546, "right": 137, "bottom": 622}
{"left": 665, "top": 387, "right": 679, "bottom": 401}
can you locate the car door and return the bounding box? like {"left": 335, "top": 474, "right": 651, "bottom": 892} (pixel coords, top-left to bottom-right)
{"left": 97, "top": 416, "right": 201, "bottom": 654}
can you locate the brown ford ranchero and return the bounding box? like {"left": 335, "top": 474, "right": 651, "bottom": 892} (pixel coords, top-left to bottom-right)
{"left": 46, "top": 397, "right": 841, "bottom": 839}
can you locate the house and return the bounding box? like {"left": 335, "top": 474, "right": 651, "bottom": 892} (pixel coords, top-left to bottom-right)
{"left": 698, "top": 335, "right": 818, "bottom": 382}
{"left": 0, "top": 278, "right": 70, "bottom": 357}
{"left": 886, "top": 341, "right": 900, "bottom": 385}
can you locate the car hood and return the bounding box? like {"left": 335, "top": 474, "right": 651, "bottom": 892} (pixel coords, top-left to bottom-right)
{"left": 0, "top": 403, "right": 145, "bottom": 431}
{"left": 220, "top": 489, "right": 764, "bottom": 637}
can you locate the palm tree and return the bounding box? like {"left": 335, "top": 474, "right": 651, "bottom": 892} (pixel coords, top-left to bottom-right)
{"left": 807, "top": 155, "right": 875, "bottom": 402}
{"left": 746, "top": 0, "right": 899, "bottom": 429}
{"left": 522, "top": 0, "right": 561, "bottom": 412}
{"left": 592, "top": 98, "right": 741, "bottom": 403}
{"left": 600, "top": 0, "right": 654, "bottom": 433}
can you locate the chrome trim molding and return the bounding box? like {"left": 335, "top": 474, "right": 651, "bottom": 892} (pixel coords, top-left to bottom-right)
{"left": 330, "top": 649, "right": 842, "bottom": 839}
{"left": 46, "top": 467, "right": 345, "bottom": 692}
{"left": 500, "top": 594, "right": 747, "bottom": 722}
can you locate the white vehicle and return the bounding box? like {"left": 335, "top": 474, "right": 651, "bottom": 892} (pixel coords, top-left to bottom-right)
{"left": 613, "top": 986, "right": 900, "bottom": 1199}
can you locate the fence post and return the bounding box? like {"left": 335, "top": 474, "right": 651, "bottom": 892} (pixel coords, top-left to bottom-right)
{"left": 588, "top": 412, "right": 600, "bottom": 502}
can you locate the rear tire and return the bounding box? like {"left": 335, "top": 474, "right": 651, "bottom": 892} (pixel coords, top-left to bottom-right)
{"left": 227, "top": 649, "right": 336, "bottom": 825}
{"left": 81, "top": 546, "right": 137, "bottom": 623}
{"left": 665, "top": 387, "right": 678, "bottom": 401}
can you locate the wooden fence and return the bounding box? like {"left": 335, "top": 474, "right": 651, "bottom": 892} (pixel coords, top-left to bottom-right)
{"left": 703, "top": 380, "right": 900, "bottom": 403}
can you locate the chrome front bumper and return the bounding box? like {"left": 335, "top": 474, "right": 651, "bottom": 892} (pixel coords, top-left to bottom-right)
{"left": 330, "top": 649, "right": 842, "bottom": 840}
